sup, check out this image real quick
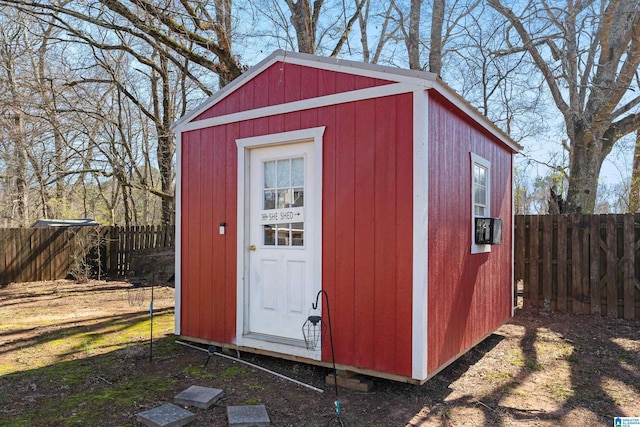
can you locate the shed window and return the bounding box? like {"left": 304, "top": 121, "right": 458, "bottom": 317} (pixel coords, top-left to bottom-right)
{"left": 471, "top": 153, "right": 491, "bottom": 254}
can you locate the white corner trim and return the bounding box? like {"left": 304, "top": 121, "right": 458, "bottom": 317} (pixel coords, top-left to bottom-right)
{"left": 511, "top": 157, "right": 516, "bottom": 316}
{"left": 174, "top": 132, "right": 182, "bottom": 335}
{"left": 235, "top": 127, "right": 325, "bottom": 354}
{"left": 412, "top": 89, "right": 429, "bottom": 381}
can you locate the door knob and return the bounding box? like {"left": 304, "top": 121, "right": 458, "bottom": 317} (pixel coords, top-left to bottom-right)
{"left": 248, "top": 245, "right": 257, "bottom": 251}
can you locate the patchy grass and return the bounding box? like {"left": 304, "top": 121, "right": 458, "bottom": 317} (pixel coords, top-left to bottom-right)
{"left": 2, "top": 280, "right": 640, "bottom": 426}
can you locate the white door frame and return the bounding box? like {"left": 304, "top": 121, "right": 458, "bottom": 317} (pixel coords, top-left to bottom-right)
{"left": 236, "top": 127, "right": 324, "bottom": 360}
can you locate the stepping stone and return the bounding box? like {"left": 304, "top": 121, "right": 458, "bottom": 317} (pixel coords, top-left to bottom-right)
{"left": 227, "top": 405, "right": 271, "bottom": 426}
{"left": 136, "top": 403, "right": 196, "bottom": 427}
{"left": 174, "top": 385, "right": 223, "bottom": 409}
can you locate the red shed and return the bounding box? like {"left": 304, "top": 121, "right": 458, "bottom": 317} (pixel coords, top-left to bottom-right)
{"left": 173, "top": 50, "right": 521, "bottom": 383}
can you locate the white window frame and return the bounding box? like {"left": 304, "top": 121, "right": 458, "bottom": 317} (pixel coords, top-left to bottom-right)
{"left": 471, "top": 153, "right": 491, "bottom": 254}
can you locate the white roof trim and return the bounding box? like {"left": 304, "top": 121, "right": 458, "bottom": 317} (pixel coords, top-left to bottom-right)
{"left": 172, "top": 50, "right": 522, "bottom": 153}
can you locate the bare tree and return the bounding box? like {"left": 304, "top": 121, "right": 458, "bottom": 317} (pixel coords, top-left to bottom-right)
{"left": 488, "top": 0, "right": 640, "bottom": 213}
{"left": 447, "top": 3, "right": 548, "bottom": 142}
{"left": 0, "top": 0, "right": 242, "bottom": 87}
{"left": 629, "top": 131, "right": 640, "bottom": 212}
{"left": 0, "top": 16, "right": 30, "bottom": 226}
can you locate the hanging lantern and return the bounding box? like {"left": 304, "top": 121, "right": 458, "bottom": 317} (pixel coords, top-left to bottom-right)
{"left": 302, "top": 314, "right": 326, "bottom": 350}
{"left": 301, "top": 290, "right": 343, "bottom": 426}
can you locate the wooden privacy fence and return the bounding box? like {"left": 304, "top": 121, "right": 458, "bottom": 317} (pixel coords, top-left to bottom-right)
{"left": 0, "top": 225, "right": 174, "bottom": 286}
{"left": 515, "top": 214, "right": 640, "bottom": 319}
{"left": 106, "top": 225, "right": 175, "bottom": 277}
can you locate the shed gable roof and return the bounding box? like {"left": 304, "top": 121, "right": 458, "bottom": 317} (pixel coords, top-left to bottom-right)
{"left": 192, "top": 62, "right": 396, "bottom": 122}
{"left": 173, "top": 50, "right": 522, "bottom": 152}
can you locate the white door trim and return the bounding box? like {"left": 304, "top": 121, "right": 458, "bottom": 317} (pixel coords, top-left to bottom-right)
{"left": 236, "top": 127, "right": 324, "bottom": 360}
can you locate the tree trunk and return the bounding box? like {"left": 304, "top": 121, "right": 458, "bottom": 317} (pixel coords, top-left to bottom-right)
{"left": 4, "top": 44, "right": 29, "bottom": 226}
{"left": 407, "top": 0, "right": 422, "bottom": 70}
{"left": 429, "top": 0, "right": 444, "bottom": 74}
{"left": 356, "top": 0, "right": 370, "bottom": 62}
{"left": 158, "top": 54, "right": 174, "bottom": 225}
{"left": 565, "top": 130, "right": 604, "bottom": 213}
{"left": 13, "top": 114, "right": 29, "bottom": 226}
{"left": 286, "top": 0, "right": 323, "bottom": 53}
{"left": 629, "top": 131, "right": 640, "bottom": 212}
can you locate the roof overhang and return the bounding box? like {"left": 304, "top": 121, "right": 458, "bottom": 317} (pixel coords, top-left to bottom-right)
{"left": 172, "top": 50, "right": 522, "bottom": 153}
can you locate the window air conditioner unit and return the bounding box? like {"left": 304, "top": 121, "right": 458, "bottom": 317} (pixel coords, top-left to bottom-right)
{"left": 475, "top": 217, "right": 502, "bottom": 245}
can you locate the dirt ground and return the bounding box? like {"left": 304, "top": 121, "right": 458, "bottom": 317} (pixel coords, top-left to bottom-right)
{"left": 0, "top": 280, "right": 639, "bottom": 426}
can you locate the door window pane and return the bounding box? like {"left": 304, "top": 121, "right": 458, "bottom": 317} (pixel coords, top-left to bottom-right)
{"left": 277, "top": 225, "right": 289, "bottom": 245}
{"left": 292, "top": 158, "right": 304, "bottom": 186}
{"left": 277, "top": 159, "right": 290, "bottom": 187}
{"left": 277, "top": 189, "right": 291, "bottom": 208}
{"left": 292, "top": 188, "right": 304, "bottom": 207}
{"left": 264, "top": 225, "right": 275, "bottom": 246}
{"left": 291, "top": 222, "right": 304, "bottom": 246}
{"left": 263, "top": 190, "right": 276, "bottom": 210}
{"left": 264, "top": 161, "right": 276, "bottom": 188}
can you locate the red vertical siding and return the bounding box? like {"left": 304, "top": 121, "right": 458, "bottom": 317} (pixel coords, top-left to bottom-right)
{"left": 199, "top": 127, "right": 214, "bottom": 341}
{"left": 210, "top": 125, "right": 227, "bottom": 340}
{"left": 181, "top": 126, "right": 231, "bottom": 343}
{"left": 181, "top": 82, "right": 414, "bottom": 377}
{"left": 373, "top": 96, "right": 397, "bottom": 373}
{"left": 319, "top": 105, "right": 337, "bottom": 363}
{"left": 353, "top": 100, "right": 376, "bottom": 369}
{"left": 324, "top": 95, "right": 414, "bottom": 377}
{"left": 426, "top": 92, "right": 513, "bottom": 374}
{"left": 333, "top": 101, "right": 356, "bottom": 365}
{"left": 394, "top": 95, "right": 414, "bottom": 376}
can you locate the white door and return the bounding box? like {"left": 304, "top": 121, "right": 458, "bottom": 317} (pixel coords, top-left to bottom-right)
{"left": 246, "top": 141, "right": 317, "bottom": 344}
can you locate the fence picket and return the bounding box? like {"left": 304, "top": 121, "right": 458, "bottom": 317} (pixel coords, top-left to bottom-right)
{"left": 606, "top": 216, "right": 618, "bottom": 317}
{"left": 589, "top": 216, "right": 600, "bottom": 315}
{"left": 542, "top": 215, "right": 552, "bottom": 308}
{"left": 557, "top": 215, "right": 568, "bottom": 312}
{"left": 623, "top": 214, "right": 635, "bottom": 319}
{"left": 570, "top": 215, "right": 581, "bottom": 314}
{"left": 529, "top": 215, "right": 539, "bottom": 308}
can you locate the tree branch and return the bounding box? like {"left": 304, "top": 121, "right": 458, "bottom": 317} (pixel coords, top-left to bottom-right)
{"left": 487, "top": 0, "right": 572, "bottom": 123}
{"left": 330, "top": 0, "right": 367, "bottom": 57}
